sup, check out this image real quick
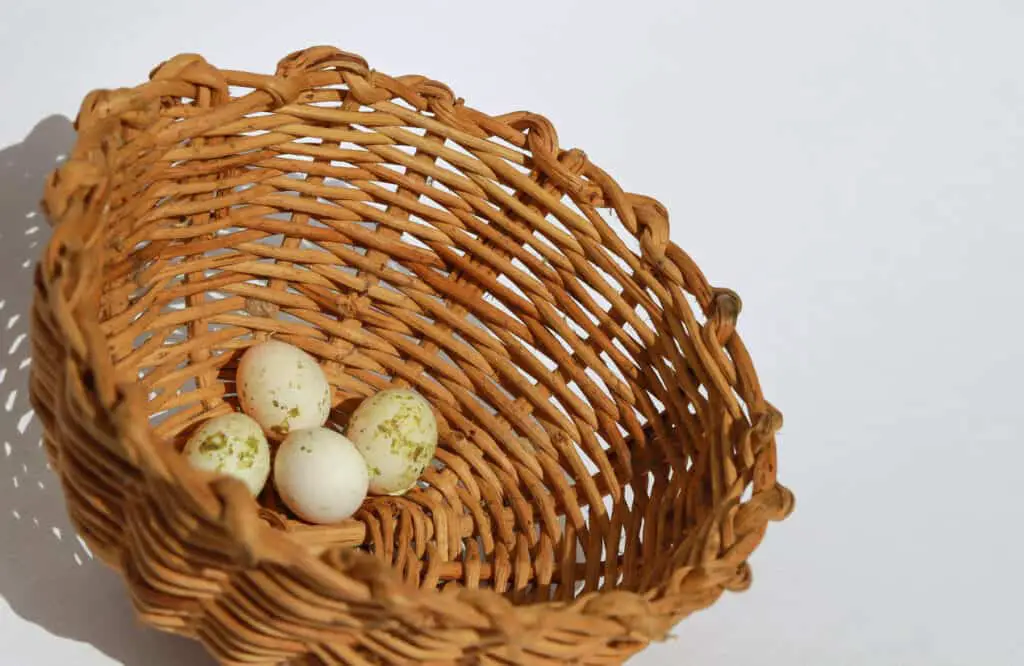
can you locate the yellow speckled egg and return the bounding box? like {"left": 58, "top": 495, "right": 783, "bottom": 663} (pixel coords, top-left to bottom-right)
{"left": 237, "top": 340, "right": 331, "bottom": 439}
{"left": 183, "top": 412, "right": 271, "bottom": 496}
{"left": 346, "top": 388, "right": 438, "bottom": 495}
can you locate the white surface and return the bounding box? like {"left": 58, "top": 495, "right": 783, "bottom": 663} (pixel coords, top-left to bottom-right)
{"left": 0, "top": 1, "right": 1021, "bottom": 664}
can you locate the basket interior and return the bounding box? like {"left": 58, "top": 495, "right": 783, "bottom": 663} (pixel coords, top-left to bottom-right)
{"left": 94, "top": 82, "right": 723, "bottom": 604}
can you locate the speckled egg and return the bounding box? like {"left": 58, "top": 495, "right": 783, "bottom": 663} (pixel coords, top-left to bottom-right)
{"left": 237, "top": 340, "right": 332, "bottom": 439}
{"left": 183, "top": 412, "right": 271, "bottom": 496}
{"left": 274, "top": 428, "right": 369, "bottom": 524}
{"left": 346, "top": 388, "right": 438, "bottom": 496}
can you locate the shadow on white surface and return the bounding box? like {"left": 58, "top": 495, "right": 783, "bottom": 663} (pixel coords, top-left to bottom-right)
{"left": 0, "top": 116, "right": 213, "bottom": 665}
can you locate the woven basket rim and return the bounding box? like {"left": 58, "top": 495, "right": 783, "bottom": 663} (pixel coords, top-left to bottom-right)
{"left": 35, "top": 45, "right": 794, "bottom": 658}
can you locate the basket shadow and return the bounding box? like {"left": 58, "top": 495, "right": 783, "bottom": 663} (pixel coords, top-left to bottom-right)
{"left": 0, "top": 116, "right": 212, "bottom": 665}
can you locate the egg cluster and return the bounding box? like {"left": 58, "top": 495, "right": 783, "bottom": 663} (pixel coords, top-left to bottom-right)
{"left": 183, "top": 340, "right": 438, "bottom": 523}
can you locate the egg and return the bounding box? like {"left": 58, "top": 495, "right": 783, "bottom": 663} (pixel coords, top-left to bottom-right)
{"left": 274, "top": 428, "right": 369, "bottom": 523}
{"left": 237, "top": 340, "right": 332, "bottom": 439}
{"left": 346, "top": 388, "right": 438, "bottom": 495}
{"left": 183, "top": 412, "right": 271, "bottom": 496}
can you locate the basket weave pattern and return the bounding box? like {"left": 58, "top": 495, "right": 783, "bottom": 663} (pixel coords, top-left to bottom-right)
{"left": 30, "top": 47, "right": 792, "bottom": 664}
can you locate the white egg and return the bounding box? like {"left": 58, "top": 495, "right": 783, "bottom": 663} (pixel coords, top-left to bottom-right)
{"left": 237, "top": 340, "right": 332, "bottom": 440}
{"left": 183, "top": 413, "right": 271, "bottom": 496}
{"left": 346, "top": 388, "right": 438, "bottom": 496}
{"left": 274, "top": 428, "right": 368, "bottom": 524}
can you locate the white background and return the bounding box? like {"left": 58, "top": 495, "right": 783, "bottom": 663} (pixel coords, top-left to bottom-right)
{"left": 0, "top": 1, "right": 1021, "bottom": 664}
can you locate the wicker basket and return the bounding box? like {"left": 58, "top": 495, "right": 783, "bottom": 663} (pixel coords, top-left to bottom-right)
{"left": 30, "top": 46, "right": 792, "bottom": 665}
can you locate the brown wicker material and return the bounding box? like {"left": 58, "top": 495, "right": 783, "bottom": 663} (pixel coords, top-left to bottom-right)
{"left": 30, "top": 46, "right": 793, "bottom": 665}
